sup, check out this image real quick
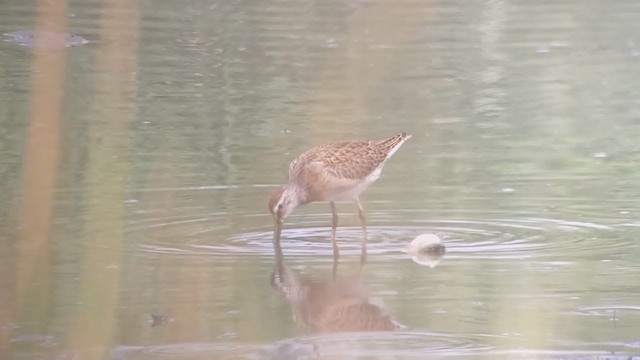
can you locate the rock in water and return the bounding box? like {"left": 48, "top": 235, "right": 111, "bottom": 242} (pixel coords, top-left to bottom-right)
{"left": 3, "top": 30, "right": 89, "bottom": 49}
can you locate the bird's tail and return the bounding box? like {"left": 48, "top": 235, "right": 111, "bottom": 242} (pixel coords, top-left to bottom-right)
{"left": 376, "top": 132, "right": 412, "bottom": 151}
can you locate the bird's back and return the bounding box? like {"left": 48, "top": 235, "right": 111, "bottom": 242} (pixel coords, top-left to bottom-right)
{"left": 289, "top": 132, "right": 411, "bottom": 181}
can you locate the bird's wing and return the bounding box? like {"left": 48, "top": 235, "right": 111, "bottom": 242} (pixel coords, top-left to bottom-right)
{"left": 304, "top": 141, "right": 388, "bottom": 180}
{"left": 288, "top": 133, "right": 410, "bottom": 181}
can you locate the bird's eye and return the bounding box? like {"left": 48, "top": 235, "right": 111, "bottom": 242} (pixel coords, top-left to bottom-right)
{"left": 277, "top": 204, "right": 283, "bottom": 209}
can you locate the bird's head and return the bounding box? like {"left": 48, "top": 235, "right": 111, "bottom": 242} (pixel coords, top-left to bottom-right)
{"left": 269, "top": 186, "right": 300, "bottom": 241}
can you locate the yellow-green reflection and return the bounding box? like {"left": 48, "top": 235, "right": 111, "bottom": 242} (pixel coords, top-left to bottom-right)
{"left": 11, "top": 0, "right": 69, "bottom": 358}
{"left": 66, "top": 0, "right": 139, "bottom": 358}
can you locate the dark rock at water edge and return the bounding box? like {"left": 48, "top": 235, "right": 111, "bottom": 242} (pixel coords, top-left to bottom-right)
{"left": 3, "top": 30, "right": 89, "bottom": 50}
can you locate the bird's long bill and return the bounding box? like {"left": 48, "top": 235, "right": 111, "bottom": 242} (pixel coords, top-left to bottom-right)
{"left": 273, "top": 219, "right": 282, "bottom": 244}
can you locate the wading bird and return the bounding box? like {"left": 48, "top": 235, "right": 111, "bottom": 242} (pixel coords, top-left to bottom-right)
{"left": 268, "top": 132, "right": 411, "bottom": 254}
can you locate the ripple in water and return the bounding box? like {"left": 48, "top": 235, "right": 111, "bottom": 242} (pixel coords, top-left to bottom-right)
{"left": 133, "top": 214, "right": 630, "bottom": 263}
{"left": 110, "top": 332, "right": 639, "bottom": 359}
{"left": 109, "top": 331, "right": 495, "bottom": 359}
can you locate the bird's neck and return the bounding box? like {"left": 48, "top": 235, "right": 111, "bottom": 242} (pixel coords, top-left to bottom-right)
{"left": 283, "top": 183, "right": 309, "bottom": 205}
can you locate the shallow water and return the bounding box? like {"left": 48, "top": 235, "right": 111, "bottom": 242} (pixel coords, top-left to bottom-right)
{"left": 2, "top": 0, "right": 640, "bottom": 359}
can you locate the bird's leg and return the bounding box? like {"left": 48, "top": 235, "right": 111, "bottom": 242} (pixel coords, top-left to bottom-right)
{"left": 330, "top": 201, "right": 340, "bottom": 263}
{"left": 355, "top": 197, "right": 368, "bottom": 269}
{"left": 332, "top": 233, "right": 340, "bottom": 279}
{"left": 358, "top": 239, "right": 368, "bottom": 278}
{"left": 355, "top": 197, "right": 368, "bottom": 242}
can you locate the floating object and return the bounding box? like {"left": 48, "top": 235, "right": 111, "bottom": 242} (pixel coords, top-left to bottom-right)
{"left": 407, "top": 233, "right": 446, "bottom": 268}
{"left": 150, "top": 313, "right": 167, "bottom": 327}
{"left": 3, "top": 30, "right": 89, "bottom": 49}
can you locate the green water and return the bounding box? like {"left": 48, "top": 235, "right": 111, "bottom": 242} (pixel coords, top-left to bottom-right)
{"left": 1, "top": 0, "right": 640, "bottom": 359}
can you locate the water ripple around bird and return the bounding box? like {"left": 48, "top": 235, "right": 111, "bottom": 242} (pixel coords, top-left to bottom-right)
{"left": 133, "top": 215, "right": 632, "bottom": 265}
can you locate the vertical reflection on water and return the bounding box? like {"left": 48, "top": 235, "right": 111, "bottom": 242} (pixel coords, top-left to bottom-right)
{"left": 473, "top": 0, "right": 506, "bottom": 122}
{"left": 65, "top": 1, "right": 139, "bottom": 359}
{"left": 271, "top": 240, "right": 403, "bottom": 335}
{"left": 10, "top": 0, "right": 69, "bottom": 358}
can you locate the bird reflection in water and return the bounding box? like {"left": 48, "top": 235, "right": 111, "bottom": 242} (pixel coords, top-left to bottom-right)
{"left": 271, "top": 240, "right": 404, "bottom": 334}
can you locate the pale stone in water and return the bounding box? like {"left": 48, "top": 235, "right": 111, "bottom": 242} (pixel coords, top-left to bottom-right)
{"left": 407, "top": 233, "right": 446, "bottom": 268}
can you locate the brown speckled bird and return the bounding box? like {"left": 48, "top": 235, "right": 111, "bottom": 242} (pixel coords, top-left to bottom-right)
{"left": 269, "top": 132, "right": 412, "bottom": 252}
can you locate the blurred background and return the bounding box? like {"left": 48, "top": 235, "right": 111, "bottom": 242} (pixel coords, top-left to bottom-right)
{"left": 1, "top": 0, "right": 640, "bottom": 359}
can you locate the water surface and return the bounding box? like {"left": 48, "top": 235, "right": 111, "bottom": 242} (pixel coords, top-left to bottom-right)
{"left": 1, "top": 0, "right": 640, "bottom": 359}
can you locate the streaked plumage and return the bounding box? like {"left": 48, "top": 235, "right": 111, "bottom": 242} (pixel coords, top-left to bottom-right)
{"left": 269, "top": 132, "right": 411, "bottom": 251}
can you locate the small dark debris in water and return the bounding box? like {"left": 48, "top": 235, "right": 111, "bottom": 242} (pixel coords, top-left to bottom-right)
{"left": 3, "top": 30, "right": 89, "bottom": 50}
{"left": 150, "top": 313, "right": 167, "bottom": 327}
{"left": 420, "top": 242, "right": 446, "bottom": 257}
{"left": 270, "top": 342, "right": 318, "bottom": 360}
